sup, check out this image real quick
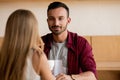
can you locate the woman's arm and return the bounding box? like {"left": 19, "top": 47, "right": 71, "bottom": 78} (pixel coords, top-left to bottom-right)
{"left": 32, "top": 47, "right": 55, "bottom": 80}
{"left": 39, "top": 52, "right": 55, "bottom": 80}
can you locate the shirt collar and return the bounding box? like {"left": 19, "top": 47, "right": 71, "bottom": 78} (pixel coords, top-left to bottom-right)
{"left": 47, "top": 31, "right": 76, "bottom": 53}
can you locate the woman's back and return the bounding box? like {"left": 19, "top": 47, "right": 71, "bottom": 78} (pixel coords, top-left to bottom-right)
{"left": 24, "top": 49, "right": 40, "bottom": 80}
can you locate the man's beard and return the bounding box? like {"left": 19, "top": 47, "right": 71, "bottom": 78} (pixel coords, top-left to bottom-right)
{"left": 49, "top": 25, "right": 67, "bottom": 35}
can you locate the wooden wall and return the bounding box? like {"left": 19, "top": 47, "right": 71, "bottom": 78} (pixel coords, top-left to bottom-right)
{"left": 84, "top": 36, "right": 120, "bottom": 80}
{"left": 84, "top": 36, "right": 120, "bottom": 70}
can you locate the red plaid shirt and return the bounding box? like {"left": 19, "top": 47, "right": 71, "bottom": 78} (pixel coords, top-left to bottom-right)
{"left": 42, "top": 31, "right": 97, "bottom": 76}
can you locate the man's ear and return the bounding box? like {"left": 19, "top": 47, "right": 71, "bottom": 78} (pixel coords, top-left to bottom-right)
{"left": 68, "top": 17, "right": 71, "bottom": 23}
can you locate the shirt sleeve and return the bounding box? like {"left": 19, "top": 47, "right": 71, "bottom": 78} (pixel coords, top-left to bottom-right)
{"left": 79, "top": 38, "right": 97, "bottom": 77}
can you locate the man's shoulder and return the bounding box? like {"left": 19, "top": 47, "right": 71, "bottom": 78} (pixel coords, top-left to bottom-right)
{"left": 68, "top": 31, "right": 91, "bottom": 49}
{"left": 41, "top": 33, "right": 52, "bottom": 43}
{"left": 68, "top": 31, "right": 86, "bottom": 41}
{"left": 42, "top": 33, "right": 52, "bottom": 38}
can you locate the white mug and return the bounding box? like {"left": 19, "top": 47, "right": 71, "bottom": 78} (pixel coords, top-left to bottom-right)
{"left": 48, "top": 60, "right": 65, "bottom": 76}
{"left": 53, "top": 60, "right": 64, "bottom": 76}
{"left": 48, "top": 60, "right": 55, "bottom": 71}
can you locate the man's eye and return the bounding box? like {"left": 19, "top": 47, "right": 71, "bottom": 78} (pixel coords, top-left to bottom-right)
{"left": 48, "top": 18, "right": 54, "bottom": 20}
{"left": 59, "top": 17, "right": 64, "bottom": 20}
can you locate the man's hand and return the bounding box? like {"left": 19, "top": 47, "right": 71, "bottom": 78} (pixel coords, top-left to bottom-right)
{"left": 56, "top": 73, "right": 73, "bottom": 80}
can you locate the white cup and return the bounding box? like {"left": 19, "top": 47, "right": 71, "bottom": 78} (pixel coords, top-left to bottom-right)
{"left": 53, "top": 60, "right": 64, "bottom": 76}
{"left": 48, "top": 60, "right": 54, "bottom": 70}
{"left": 48, "top": 60, "right": 65, "bottom": 76}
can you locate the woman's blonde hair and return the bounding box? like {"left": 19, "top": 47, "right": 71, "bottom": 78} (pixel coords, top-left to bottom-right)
{"left": 0, "top": 9, "right": 44, "bottom": 80}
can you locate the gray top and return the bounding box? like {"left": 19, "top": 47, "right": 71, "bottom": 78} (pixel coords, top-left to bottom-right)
{"left": 49, "top": 41, "right": 68, "bottom": 75}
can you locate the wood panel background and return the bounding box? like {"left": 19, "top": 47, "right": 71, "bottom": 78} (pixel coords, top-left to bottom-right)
{"left": 91, "top": 36, "right": 120, "bottom": 70}
{"left": 92, "top": 36, "right": 120, "bottom": 62}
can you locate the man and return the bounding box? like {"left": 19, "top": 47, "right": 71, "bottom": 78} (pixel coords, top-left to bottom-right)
{"left": 42, "top": 1, "right": 97, "bottom": 80}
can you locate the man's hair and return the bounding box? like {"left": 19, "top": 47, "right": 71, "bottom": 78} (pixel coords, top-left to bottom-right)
{"left": 47, "top": 1, "right": 69, "bottom": 17}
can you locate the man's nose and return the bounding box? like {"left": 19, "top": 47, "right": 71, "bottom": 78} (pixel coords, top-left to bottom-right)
{"left": 54, "top": 19, "right": 59, "bottom": 26}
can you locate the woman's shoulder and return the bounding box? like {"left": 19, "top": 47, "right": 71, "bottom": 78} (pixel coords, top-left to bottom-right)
{"left": 32, "top": 47, "right": 44, "bottom": 74}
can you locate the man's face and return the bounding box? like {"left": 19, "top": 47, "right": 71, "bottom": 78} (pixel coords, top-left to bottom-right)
{"left": 47, "top": 7, "right": 71, "bottom": 35}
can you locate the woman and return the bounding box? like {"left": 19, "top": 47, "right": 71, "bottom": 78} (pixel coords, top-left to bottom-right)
{"left": 0, "top": 9, "right": 55, "bottom": 80}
